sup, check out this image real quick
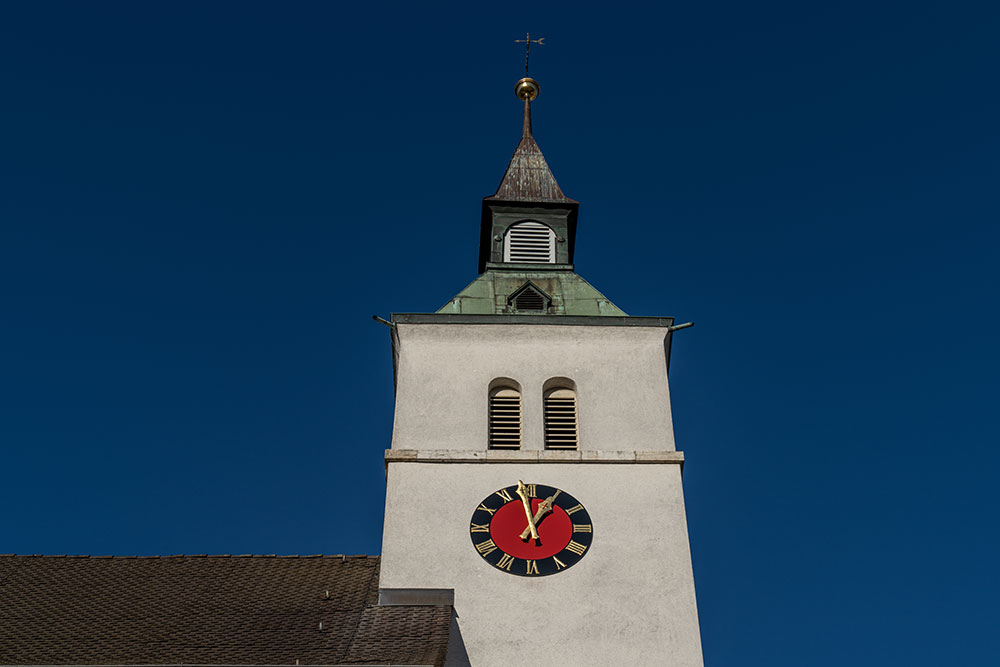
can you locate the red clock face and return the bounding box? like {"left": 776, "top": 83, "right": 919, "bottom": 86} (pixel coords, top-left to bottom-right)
{"left": 469, "top": 482, "right": 593, "bottom": 576}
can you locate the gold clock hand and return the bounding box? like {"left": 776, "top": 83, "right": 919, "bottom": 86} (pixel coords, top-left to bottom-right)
{"left": 516, "top": 480, "right": 539, "bottom": 541}
{"left": 519, "top": 489, "right": 560, "bottom": 540}
{"left": 519, "top": 497, "right": 554, "bottom": 540}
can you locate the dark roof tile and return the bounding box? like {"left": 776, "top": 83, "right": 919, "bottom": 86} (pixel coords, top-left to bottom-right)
{"left": 0, "top": 554, "right": 450, "bottom": 666}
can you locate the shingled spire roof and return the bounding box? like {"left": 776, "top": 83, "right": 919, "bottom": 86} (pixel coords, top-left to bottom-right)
{"left": 486, "top": 97, "right": 577, "bottom": 204}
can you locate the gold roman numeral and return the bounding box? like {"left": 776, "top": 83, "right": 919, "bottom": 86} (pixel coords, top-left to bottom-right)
{"left": 564, "top": 540, "right": 588, "bottom": 556}
{"left": 565, "top": 503, "right": 584, "bottom": 515}
{"left": 525, "top": 484, "right": 537, "bottom": 497}
{"left": 495, "top": 488, "right": 514, "bottom": 503}
{"left": 572, "top": 524, "right": 593, "bottom": 533}
{"left": 475, "top": 539, "right": 498, "bottom": 556}
{"left": 470, "top": 522, "right": 490, "bottom": 533}
{"left": 497, "top": 553, "right": 515, "bottom": 571}
{"left": 552, "top": 555, "right": 567, "bottom": 570}
{"left": 477, "top": 503, "right": 496, "bottom": 516}
{"left": 525, "top": 559, "right": 540, "bottom": 575}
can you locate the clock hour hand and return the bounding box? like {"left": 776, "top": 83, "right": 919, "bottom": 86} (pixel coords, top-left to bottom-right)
{"left": 516, "top": 480, "right": 540, "bottom": 541}
{"left": 519, "top": 490, "right": 560, "bottom": 540}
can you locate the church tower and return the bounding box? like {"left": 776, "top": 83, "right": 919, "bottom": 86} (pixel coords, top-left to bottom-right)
{"left": 378, "top": 74, "right": 704, "bottom": 667}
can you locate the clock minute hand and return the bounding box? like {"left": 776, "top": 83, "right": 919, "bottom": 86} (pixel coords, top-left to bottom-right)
{"left": 519, "top": 489, "right": 560, "bottom": 540}
{"left": 516, "top": 480, "right": 540, "bottom": 541}
{"left": 519, "top": 496, "right": 555, "bottom": 540}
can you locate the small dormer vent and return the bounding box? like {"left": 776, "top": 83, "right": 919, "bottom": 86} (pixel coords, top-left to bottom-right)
{"left": 503, "top": 221, "right": 555, "bottom": 263}
{"left": 514, "top": 287, "right": 545, "bottom": 311}
{"left": 507, "top": 282, "right": 551, "bottom": 313}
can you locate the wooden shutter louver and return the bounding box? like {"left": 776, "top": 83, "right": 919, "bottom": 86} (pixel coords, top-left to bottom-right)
{"left": 504, "top": 221, "right": 556, "bottom": 263}
{"left": 513, "top": 285, "right": 545, "bottom": 311}
{"left": 544, "top": 388, "right": 579, "bottom": 449}
{"left": 489, "top": 388, "right": 522, "bottom": 449}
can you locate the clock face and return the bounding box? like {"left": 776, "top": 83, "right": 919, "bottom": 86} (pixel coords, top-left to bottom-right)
{"left": 469, "top": 481, "right": 593, "bottom": 577}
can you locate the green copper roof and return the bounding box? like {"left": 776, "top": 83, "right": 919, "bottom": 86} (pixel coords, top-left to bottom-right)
{"left": 437, "top": 270, "right": 628, "bottom": 316}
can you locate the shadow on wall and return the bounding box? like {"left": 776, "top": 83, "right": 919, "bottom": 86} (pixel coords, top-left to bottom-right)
{"left": 445, "top": 610, "right": 471, "bottom": 667}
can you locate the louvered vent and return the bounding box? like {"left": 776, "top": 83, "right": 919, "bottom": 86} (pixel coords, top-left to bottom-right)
{"left": 544, "top": 388, "right": 579, "bottom": 449}
{"left": 503, "top": 221, "right": 556, "bottom": 264}
{"left": 489, "top": 388, "right": 522, "bottom": 449}
{"left": 513, "top": 286, "right": 545, "bottom": 311}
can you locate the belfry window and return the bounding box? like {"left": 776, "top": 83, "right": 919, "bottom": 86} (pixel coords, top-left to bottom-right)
{"left": 543, "top": 384, "right": 579, "bottom": 449}
{"left": 503, "top": 221, "right": 556, "bottom": 264}
{"left": 488, "top": 381, "right": 522, "bottom": 449}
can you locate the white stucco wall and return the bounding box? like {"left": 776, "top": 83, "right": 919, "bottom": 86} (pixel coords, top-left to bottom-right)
{"left": 390, "top": 323, "right": 676, "bottom": 452}
{"left": 379, "top": 461, "right": 704, "bottom": 667}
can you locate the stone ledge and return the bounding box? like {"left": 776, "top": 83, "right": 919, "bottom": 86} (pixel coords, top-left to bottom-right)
{"left": 487, "top": 449, "right": 536, "bottom": 462}
{"left": 378, "top": 587, "right": 455, "bottom": 606}
{"left": 385, "top": 449, "right": 684, "bottom": 465}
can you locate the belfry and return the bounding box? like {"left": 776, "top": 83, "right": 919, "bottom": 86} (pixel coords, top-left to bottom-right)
{"left": 378, "top": 73, "right": 705, "bottom": 666}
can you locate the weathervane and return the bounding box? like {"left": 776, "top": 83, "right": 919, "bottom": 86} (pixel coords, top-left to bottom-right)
{"left": 514, "top": 32, "right": 545, "bottom": 75}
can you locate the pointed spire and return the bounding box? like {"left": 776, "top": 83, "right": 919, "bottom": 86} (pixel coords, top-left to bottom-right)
{"left": 486, "top": 77, "right": 576, "bottom": 204}
{"left": 478, "top": 74, "right": 580, "bottom": 273}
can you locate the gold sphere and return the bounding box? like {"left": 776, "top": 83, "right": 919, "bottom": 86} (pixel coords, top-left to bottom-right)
{"left": 515, "top": 77, "right": 540, "bottom": 101}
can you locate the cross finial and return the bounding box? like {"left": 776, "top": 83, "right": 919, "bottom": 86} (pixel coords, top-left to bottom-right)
{"left": 514, "top": 32, "right": 545, "bottom": 75}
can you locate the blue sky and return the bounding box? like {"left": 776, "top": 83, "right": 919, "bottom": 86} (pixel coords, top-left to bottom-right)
{"left": 2, "top": 2, "right": 998, "bottom": 665}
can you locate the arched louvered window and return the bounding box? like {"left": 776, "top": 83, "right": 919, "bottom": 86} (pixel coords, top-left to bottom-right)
{"left": 503, "top": 221, "right": 556, "bottom": 264}
{"left": 544, "top": 386, "right": 579, "bottom": 449}
{"left": 488, "top": 382, "right": 522, "bottom": 449}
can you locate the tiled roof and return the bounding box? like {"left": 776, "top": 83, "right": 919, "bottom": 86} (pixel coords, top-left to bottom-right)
{"left": 0, "top": 554, "right": 450, "bottom": 666}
